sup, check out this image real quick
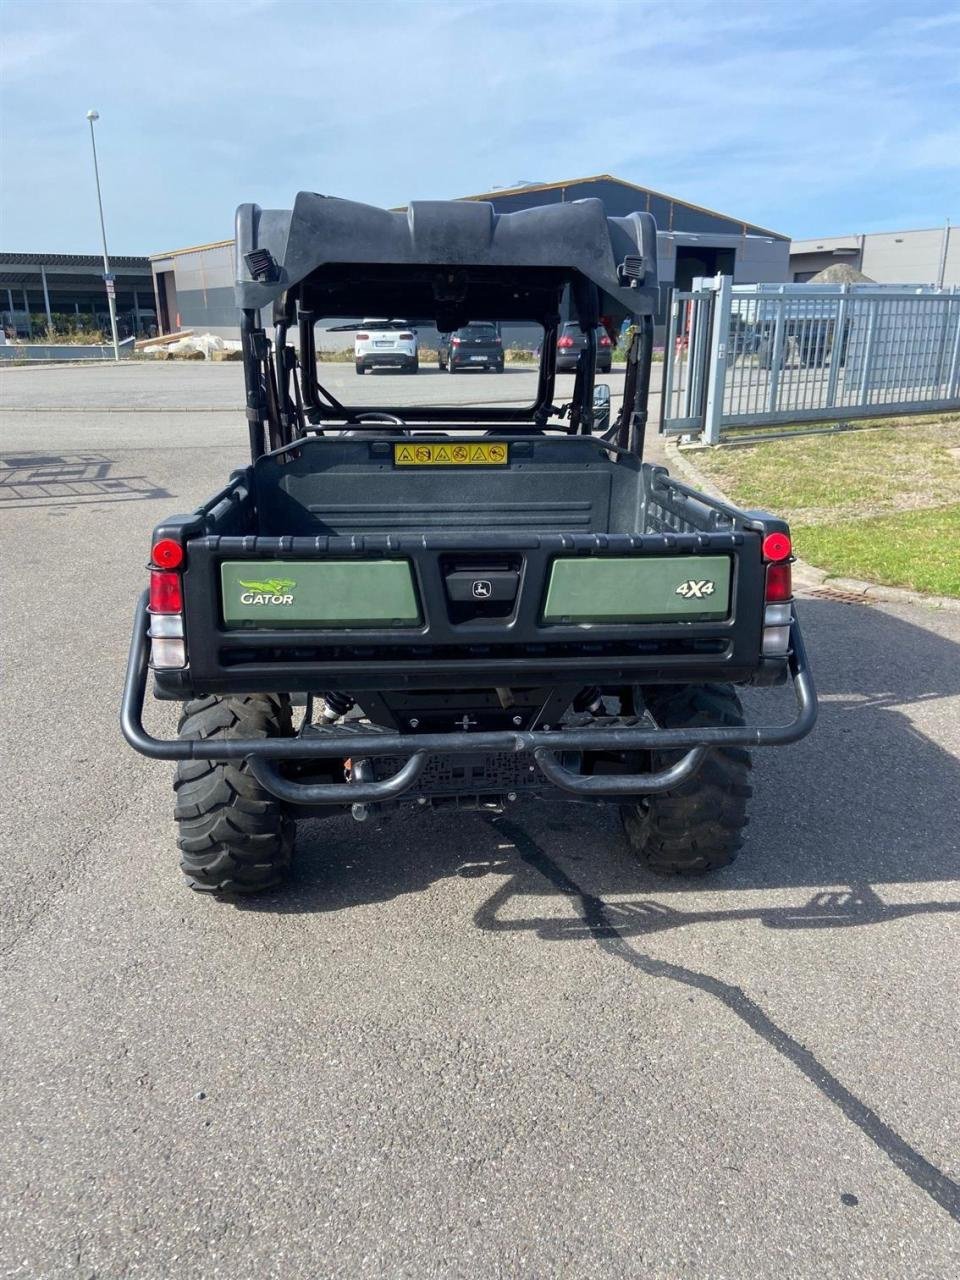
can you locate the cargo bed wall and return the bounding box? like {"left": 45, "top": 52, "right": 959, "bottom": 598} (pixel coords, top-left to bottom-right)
{"left": 253, "top": 438, "right": 649, "bottom": 538}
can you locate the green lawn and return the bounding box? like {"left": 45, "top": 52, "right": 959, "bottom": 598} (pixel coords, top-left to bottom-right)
{"left": 691, "top": 416, "right": 960, "bottom": 597}
{"left": 796, "top": 506, "right": 960, "bottom": 597}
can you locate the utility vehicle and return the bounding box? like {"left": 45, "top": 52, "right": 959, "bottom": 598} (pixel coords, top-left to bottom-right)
{"left": 121, "top": 192, "right": 816, "bottom": 895}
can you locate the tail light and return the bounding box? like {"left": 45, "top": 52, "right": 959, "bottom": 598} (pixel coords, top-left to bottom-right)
{"left": 356, "top": 332, "right": 369, "bottom": 342}
{"left": 557, "top": 336, "right": 575, "bottom": 349}
{"left": 765, "top": 562, "right": 792, "bottom": 602}
{"left": 148, "top": 542, "right": 186, "bottom": 669}
{"left": 599, "top": 335, "right": 612, "bottom": 347}
{"left": 149, "top": 571, "right": 182, "bottom": 613}
{"left": 762, "top": 532, "right": 791, "bottom": 562}
{"left": 494, "top": 337, "right": 502, "bottom": 345}
{"left": 762, "top": 540, "right": 793, "bottom": 656}
{"left": 398, "top": 332, "right": 413, "bottom": 340}
{"left": 151, "top": 537, "right": 183, "bottom": 569}
{"left": 451, "top": 336, "right": 461, "bottom": 346}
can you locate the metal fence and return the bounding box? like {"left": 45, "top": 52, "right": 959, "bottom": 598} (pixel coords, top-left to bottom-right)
{"left": 661, "top": 278, "right": 960, "bottom": 442}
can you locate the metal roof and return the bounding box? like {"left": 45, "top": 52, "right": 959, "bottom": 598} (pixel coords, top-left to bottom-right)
{"left": 0, "top": 252, "right": 150, "bottom": 270}
{"left": 455, "top": 173, "right": 790, "bottom": 241}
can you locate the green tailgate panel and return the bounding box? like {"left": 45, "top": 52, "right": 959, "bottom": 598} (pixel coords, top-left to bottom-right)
{"left": 220, "top": 560, "right": 420, "bottom": 629}
{"left": 543, "top": 556, "right": 732, "bottom": 623}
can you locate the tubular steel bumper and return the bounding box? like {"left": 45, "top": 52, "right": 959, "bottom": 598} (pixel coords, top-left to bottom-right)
{"left": 121, "top": 591, "right": 817, "bottom": 803}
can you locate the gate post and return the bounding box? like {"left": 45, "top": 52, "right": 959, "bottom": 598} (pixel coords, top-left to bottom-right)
{"left": 702, "top": 274, "right": 732, "bottom": 445}
{"left": 825, "top": 283, "right": 848, "bottom": 409}
{"left": 946, "top": 294, "right": 960, "bottom": 401}
{"left": 858, "top": 300, "right": 878, "bottom": 403}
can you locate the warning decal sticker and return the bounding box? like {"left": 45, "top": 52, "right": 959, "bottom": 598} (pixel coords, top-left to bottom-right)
{"left": 394, "top": 442, "right": 508, "bottom": 466}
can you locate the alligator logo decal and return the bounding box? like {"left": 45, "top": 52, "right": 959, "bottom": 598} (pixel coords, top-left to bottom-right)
{"left": 675, "top": 579, "right": 716, "bottom": 600}
{"left": 238, "top": 578, "right": 296, "bottom": 605}
{"left": 239, "top": 578, "right": 296, "bottom": 594}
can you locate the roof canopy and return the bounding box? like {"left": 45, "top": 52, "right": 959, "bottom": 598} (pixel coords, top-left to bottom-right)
{"left": 234, "top": 193, "right": 659, "bottom": 324}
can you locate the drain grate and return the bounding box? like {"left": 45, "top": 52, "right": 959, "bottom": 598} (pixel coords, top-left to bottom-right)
{"left": 808, "top": 586, "right": 876, "bottom": 605}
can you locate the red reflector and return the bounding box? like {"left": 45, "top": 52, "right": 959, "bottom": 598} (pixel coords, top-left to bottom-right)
{"left": 355, "top": 333, "right": 369, "bottom": 341}
{"left": 152, "top": 538, "right": 183, "bottom": 569}
{"left": 398, "top": 332, "right": 413, "bottom": 340}
{"left": 765, "top": 562, "right": 792, "bottom": 602}
{"left": 762, "top": 531, "right": 792, "bottom": 561}
{"left": 150, "top": 570, "right": 183, "bottom": 613}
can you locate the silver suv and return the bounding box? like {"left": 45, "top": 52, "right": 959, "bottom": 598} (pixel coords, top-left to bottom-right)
{"left": 355, "top": 320, "right": 419, "bottom": 374}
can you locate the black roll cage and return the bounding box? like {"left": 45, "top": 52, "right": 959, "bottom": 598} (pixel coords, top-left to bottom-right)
{"left": 242, "top": 299, "right": 654, "bottom": 463}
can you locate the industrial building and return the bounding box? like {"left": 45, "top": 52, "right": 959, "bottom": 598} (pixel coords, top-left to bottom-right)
{"left": 0, "top": 252, "right": 155, "bottom": 339}
{"left": 789, "top": 224, "right": 957, "bottom": 286}
{"left": 147, "top": 174, "right": 791, "bottom": 338}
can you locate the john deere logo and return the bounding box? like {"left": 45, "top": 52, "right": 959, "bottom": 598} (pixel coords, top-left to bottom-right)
{"left": 239, "top": 578, "right": 296, "bottom": 605}
{"left": 675, "top": 579, "right": 716, "bottom": 600}
{"left": 472, "top": 579, "right": 493, "bottom": 599}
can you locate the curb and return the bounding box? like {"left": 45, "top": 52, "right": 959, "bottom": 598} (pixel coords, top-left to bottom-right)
{"left": 663, "top": 440, "right": 960, "bottom": 614}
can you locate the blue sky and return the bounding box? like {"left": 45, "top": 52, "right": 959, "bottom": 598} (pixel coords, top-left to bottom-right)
{"left": 1, "top": 0, "right": 958, "bottom": 254}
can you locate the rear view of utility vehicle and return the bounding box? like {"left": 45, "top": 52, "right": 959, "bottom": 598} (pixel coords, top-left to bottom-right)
{"left": 121, "top": 192, "right": 816, "bottom": 897}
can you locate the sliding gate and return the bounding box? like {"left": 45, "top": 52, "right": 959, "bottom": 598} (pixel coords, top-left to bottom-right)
{"left": 660, "top": 277, "right": 960, "bottom": 443}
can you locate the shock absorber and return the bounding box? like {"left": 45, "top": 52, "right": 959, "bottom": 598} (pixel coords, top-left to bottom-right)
{"left": 319, "top": 690, "right": 354, "bottom": 724}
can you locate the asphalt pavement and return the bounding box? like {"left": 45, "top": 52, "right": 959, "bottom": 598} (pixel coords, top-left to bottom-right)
{"left": 1, "top": 362, "right": 958, "bottom": 1278}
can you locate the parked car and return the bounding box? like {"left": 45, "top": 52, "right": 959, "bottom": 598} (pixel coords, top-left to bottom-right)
{"left": 555, "top": 321, "right": 612, "bottom": 373}
{"left": 355, "top": 320, "right": 418, "bottom": 373}
{"left": 439, "top": 322, "right": 504, "bottom": 372}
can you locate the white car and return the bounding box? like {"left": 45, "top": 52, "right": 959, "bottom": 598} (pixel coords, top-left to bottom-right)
{"left": 354, "top": 320, "right": 418, "bottom": 374}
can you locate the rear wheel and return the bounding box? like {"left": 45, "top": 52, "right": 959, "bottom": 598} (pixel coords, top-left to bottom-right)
{"left": 448, "top": 361, "right": 457, "bottom": 374}
{"left": 355, "top": 362, "right": 365, "bottom": 374}
{"left": 174, "top": 694, "right": 295, "bottom": 895}
{"left": 621, "top": 683, "right": 752, "bottom": 876}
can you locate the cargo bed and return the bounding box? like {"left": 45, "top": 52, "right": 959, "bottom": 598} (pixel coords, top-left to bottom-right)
{"left": 146, "top": 436, "right": 781, "bottom": 696}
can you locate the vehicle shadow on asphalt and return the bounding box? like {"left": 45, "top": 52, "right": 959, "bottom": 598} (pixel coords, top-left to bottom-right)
{"left": 471, "top": 813, "right": 960, "bottom": 1225}
{"left": 242, "top": 597, "right": 960, "bottom": 1220}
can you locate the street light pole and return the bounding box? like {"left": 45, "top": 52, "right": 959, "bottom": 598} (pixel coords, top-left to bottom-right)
{"left": 86, "top": 110, "right": 120, "bottom": 361}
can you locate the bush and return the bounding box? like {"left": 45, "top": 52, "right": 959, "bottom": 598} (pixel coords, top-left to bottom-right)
{"left": 22, "top": 312, "right": 106, "bottom": 344}
{"left": 611, "top": 341, "right": 664, "bottom": 363}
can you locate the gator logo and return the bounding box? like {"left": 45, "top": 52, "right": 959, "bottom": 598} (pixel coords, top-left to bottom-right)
{"left": 675, "top": 579, "right": 716, "bottom": 600}
{"left": 239, "top": 578, "right": 296, "bottom": 605}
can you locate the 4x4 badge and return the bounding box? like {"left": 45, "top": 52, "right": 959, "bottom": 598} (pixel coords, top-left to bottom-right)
{"left": 676, "top": 579, "right": 716, "bottom": 600}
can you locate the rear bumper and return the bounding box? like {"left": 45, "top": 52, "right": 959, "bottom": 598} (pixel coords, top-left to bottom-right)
{"left": 121, "top": 591, "right": 817, "bottom": 801}
{"left": 556, "top": 357, "right": 612, "bottom": 372}
{"left": 450, "top": 355, "right": 502, "bottom": 369}
{"left": 357, "top": 353, "right": 416, "bottom": 368}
